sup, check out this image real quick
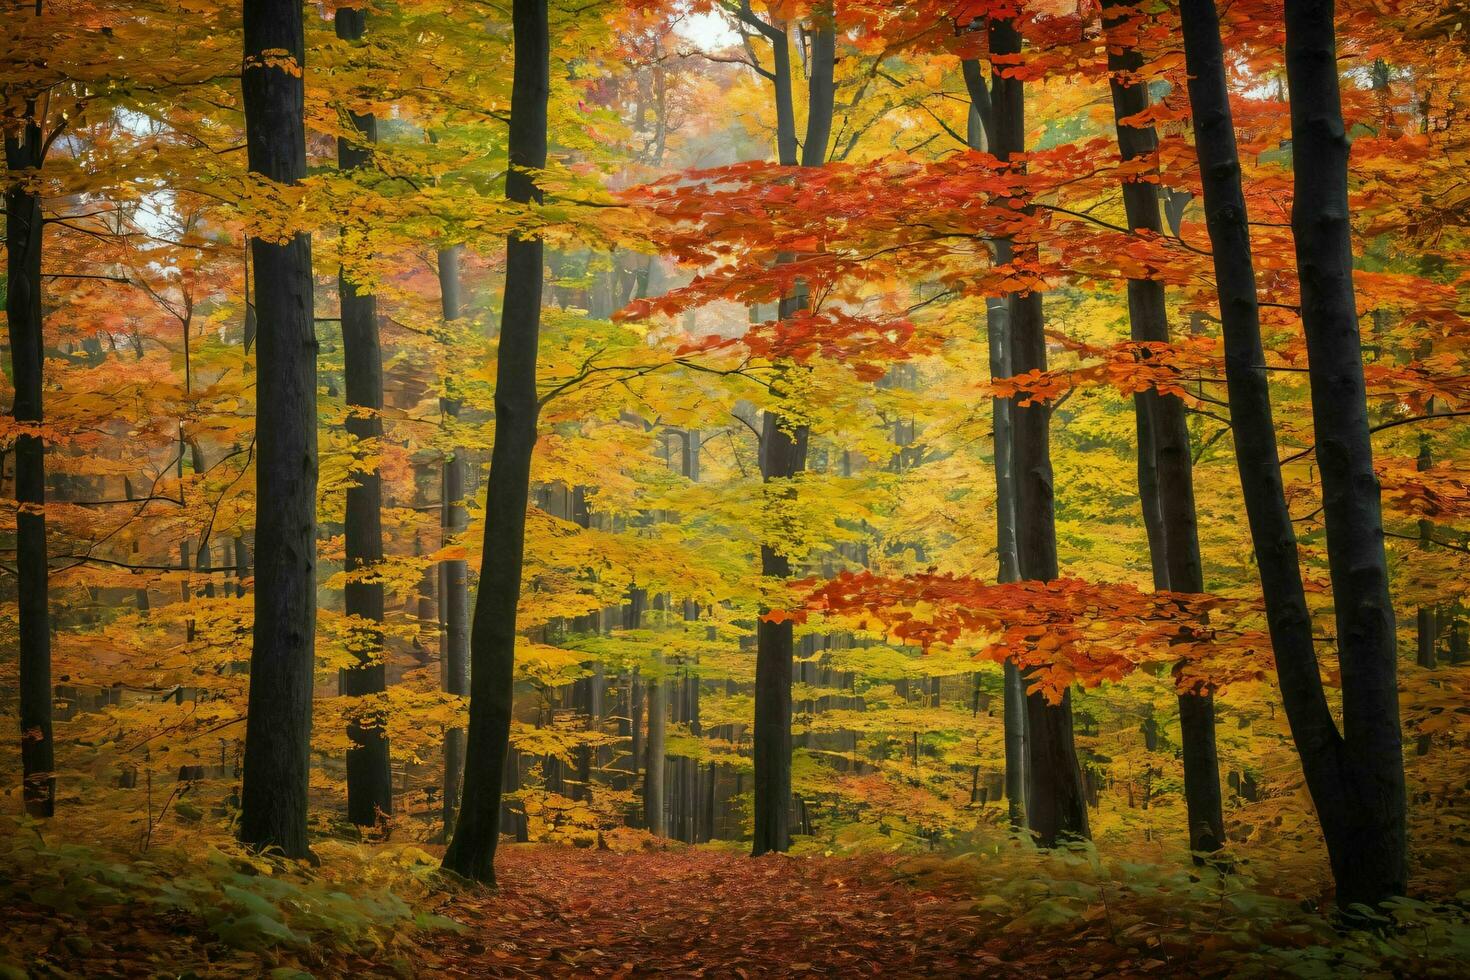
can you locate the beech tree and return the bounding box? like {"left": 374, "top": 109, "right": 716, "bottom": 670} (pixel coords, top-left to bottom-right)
{"left": 438, "top": 243, "right": 471, "bottom": 836}
{"left": 961, "top": 45, "right": 1029, "bottom": 832}
{"left": 5, "top": 0, "right": 54, "bottom": 817}
{"left": 1180, "top": 0, "right": 1406, "bottom": 907}
{"left": 742, "top": 0, "right": 837, "bottom": 857}
{"left": 1281, "top": 0, "right": 1407, "bottom": 905}
{"left": 442, "top": 0, "right": 550, "bottom": 884}
{"left": 335, "top": 2, "right": 393, "bottom": 830}
{"left": 1100, "top": 0, "right": 1222, "bottom": 855}
{"left": 237, "top": 0, "right": 319, "bottom": 859}
{"left": 988, "top": 10, "right": 1089, "bottom": 848}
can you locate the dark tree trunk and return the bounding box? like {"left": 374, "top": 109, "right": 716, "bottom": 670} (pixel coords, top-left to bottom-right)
{"left": 441, "top": 0, "right": 548, "bottom": 885}
{"left": 964, "top": 58, "right": 1028, "bottom": 830}
{"left": 989, "top": 14, "right": 1090, "bottom": 848}
{"left": 335, "top": 5, "right": 393, "bottom": 829}
{"left": 1102, "top": 0, "right": 1223, "bottom": 855}
{"left": 750, "top": 7, "right": 834, "bottom": 859}
{"left": 752, "top": 403, "right": 807, "bottom": 856}
{"left": 1182, "top": 0, "right": 1406, "bottom": 909}
{"left": 800, "top": 18, "right": 835, "bottom": 168}
{"left": 238, "top": 0, "right": 319, "bottom": 860}
{"left": 1283, "top": 0, "right": 1406, "bottom": 906}
{"left": 439, "top": 244, "right": 471, "bottom": 836}
{"left": 5, "top": 98, "right": 54, "bottom": 818}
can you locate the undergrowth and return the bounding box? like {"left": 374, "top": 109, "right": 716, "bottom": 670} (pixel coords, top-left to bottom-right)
{"left": 0, "top": 817, "right": 460, "bottom": 978}
{"left": 897, "top": 837, "right": 1470, "bottom": 978}
{"left": 3, "top": 816, "right": 1467, "bottom": 978}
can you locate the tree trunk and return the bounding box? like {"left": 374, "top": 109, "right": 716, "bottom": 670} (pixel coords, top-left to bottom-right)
{"left": 645, "top": 657, "right": 667, "bottom": 836}
{"left": 441, "top": 0, "right": 548, "bottom": 885}
{"left": 5, "top": 92, "right": 54, "bottom": 818}
{"left": 751, "top": 6, "right": 834, "bottom": 859}
{"left": 335, "top": 5, "right": 393, "bottom": 829}
{"left": 1182, "top": 0, "right": 1407, "bottom": 910}
{"left": 438, "top": 244, "right": 472, "bottom": 836}
{"left": 964, "top": 60, "right": 1029, "bottom": 830}
{"left": 753, "top": 406, "right": 806, "bottom": 855}
{"left": 238, "top": 0, "right": 319, "bottom": 860}
{"left": 1283, "top": 0, "right": 1406, "bottom": 907}
{"left": 624, "top": 586, "right": 665, "bottom": 833}
{"left": 681, "top": 439, "right": 704, "bottom": 841}
{"left": 989, "top": 13, "right": 1090, "bottom": 848}
{"left": 1102, "top": 0, "right": 1223, "bottom": 855}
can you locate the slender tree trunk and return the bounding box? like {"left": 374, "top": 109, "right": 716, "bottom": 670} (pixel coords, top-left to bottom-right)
{"left": 439, "top": 244, "right": 472, "bottom": 835}
{"left": 1182, "top": 0, "right": 1406, "bottom": 910}
{"left": 1102, "top": 0, "right": 1223, "bottom": 855}
{"left": 683, "top": 669, "right": 701, "bottom": 841}
{"left": 751, "top": 6, "right": 834, "bottom": 858}
{"left": 630, "top": 663, "right": 644, "bottom": 789}
{"left": 5, "top": 92, "right": 54, "bottom": 818}
{"left": 441, "top": 0, "right": 548, "bottom": 885}
{"left": 989, "top": 14, "right": 1090, "bottom": 847}
{"left": 624, "top": 585, "right": 665, "bottom": 832}
{"left": 334, "top": 5, "right": 393, "bottom": 828}
{"left": 964, "top": 57, "right": 1028, "bottom": 830}
{"left": 238, "top": 0, "right": 319, "bottom": 859}
{"left": 1283, "top": 0, "right": 1406, "bottom": 906}
{"left": 679, "top": 432, "right": 704, "bottom": 841}
{"left": 645, "top": 655, "right": 667, "bottom": 836}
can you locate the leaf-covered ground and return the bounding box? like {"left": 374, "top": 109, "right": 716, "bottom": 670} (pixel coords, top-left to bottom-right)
{"left": 429, "top": 844, "right": 1470, "bottom": 978}
{"left": 435, "top": 846, "right": 1005, "bottom": 977}
{"left": 5, "top": 826, "right": 1468, "bottom": 978}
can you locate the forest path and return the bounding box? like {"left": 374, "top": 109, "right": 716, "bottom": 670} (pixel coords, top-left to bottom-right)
{"left": 433, "top": 844, "right": 1013, "bottom": 978}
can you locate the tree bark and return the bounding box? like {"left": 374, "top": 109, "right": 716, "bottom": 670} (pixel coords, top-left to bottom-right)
{"left": 238, "top": 0, "right": 319, "bottom": 860}
{"left": 989, "top": 14, "right": 1090, "bottom": 848}
{"left": 335, "top": 5, "right": 393, "bottom": 829}
{"left": 1283, "top": 0, "right": 1407, "bottom": 906}
{"left": 750, "top": 6, "right": 834, "bottom": 857}
{"left": 623, "top": 585, "right": 665, "bottom": 832}
{"left": 1181, "top": 0, "right": 1407, "bottom": 910}
{"left": 441, "top": 0, "right": 548, "bottom": 885}
{"left": 1102, "top": 0, "right": 1223, "bottom": 855}
{"left": 5, "top": 88, "right": 55, "bottom": 818}
{"left": 964, "top": 57, "right": 1028, "bottom": 830}
{"left": 439, "top": 244, "right": 472, "bottom": 836}
{"left": 645, "top": 655, "right": 667, "bottom": 836}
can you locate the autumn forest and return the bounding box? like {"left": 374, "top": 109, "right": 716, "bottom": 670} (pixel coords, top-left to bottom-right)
{"left": 3, "top": 0, "right": 1470, "bottom": 976}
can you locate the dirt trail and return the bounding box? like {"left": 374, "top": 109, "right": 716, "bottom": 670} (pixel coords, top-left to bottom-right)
{"left": 433, "top": 845, "right": 1021, "bottom": 978}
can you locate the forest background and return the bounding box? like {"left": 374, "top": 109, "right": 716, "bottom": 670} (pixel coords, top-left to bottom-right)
{"left": 3, "top": 0, "right": 1470, "bottom": 975}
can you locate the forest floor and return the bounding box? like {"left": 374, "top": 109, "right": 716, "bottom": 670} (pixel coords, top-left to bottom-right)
{"left": 430, "top": 845, "right": 1155, "bottom": 978}
{"left": 5, "top": 825, "right": 1467, "bottom": 978}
